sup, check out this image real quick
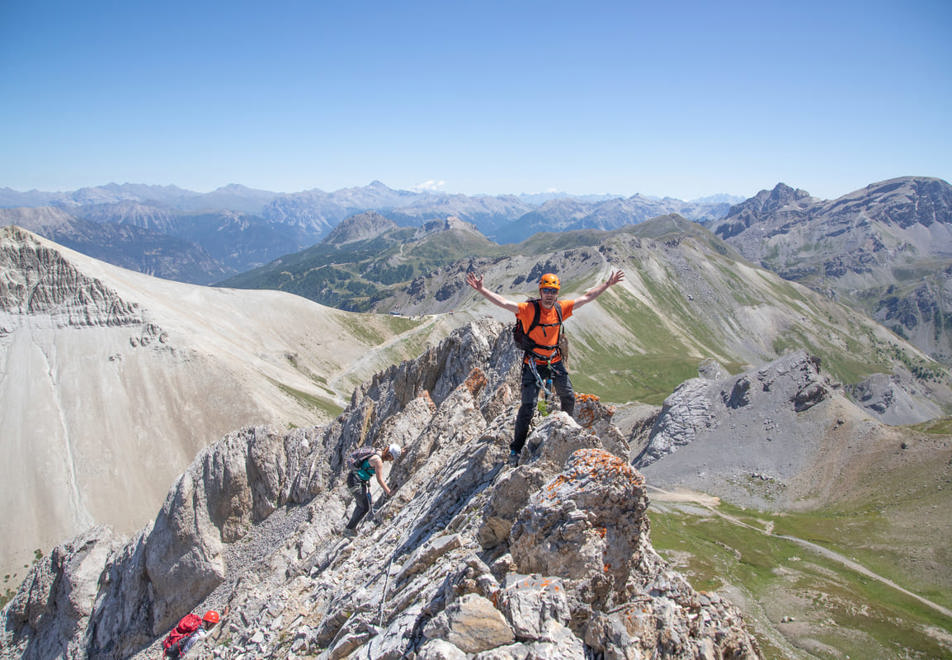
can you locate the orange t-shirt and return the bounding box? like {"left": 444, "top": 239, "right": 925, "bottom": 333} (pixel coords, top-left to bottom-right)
{"left": 516, "top": 299, "right": 574, "bottom": 363}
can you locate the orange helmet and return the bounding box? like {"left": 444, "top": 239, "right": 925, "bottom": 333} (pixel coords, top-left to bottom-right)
{"left": 202, "top": 610, "right": 220, "bottom": 624}
{"left": 538, "top": 273, "right": 560, "bottom": 291}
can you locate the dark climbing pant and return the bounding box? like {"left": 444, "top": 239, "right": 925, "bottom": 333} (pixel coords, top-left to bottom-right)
{"left": 512, "top": 359, "right": 574, "bottom": 455}
{"left": 345, "top": 472, "right": 372, "bottom": 530}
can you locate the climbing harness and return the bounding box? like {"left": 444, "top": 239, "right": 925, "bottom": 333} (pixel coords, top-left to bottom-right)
{"left": 518, "top": 299, "right": 565, "bottom": 418}
{"left": 527, "top": 358, "right": 554, "bottom": 416}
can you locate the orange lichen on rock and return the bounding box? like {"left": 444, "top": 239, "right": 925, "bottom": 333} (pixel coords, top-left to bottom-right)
{"left": 513, "top": 576, "right": 562, "bottom": 594}
{"left": 541, "top": 449, "right": 645, "bottom": 504}
{"left": 573, "top": 392, "right": 618, "bottom": 428}
{"left": 570, "top": 448, "right": 644, "bottom": 486}
{"left": 464, "top": 367, "right": 488, "bottom": 397}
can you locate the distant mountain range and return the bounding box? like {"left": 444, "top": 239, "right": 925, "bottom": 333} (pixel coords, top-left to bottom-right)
{"left": 4, "top": 176, "right": 952, "bottom": 367}
{"left": 0, "top": 182, "right": 278, "bottom": 213}
{"left": 710, "top": 176, "right": 952, "bottom": 364}
{"left": 0, "top": 181, "right": 741, "bottom": 283}
{"left": 221, "top": 176, "right": 952, "bottom": 369}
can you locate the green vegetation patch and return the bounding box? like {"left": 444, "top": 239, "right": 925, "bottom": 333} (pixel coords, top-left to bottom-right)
{"left": 274, "top": 381, "right": 342, "bottom": 418}
{"left": 1, "top": 577, "right": 16, "bottom": 609}
{"left": 771, "top": 326, "right": 889, "bottom": 386}
{"left": 911, "top": 417, "right": 952, "bottom": 435}
{"left": 648, "top": 500, "right": 952, "bottom": 659}
{"left": 572, "top": 349, "right": 698, "bottom": 405}
{"left": 569, "top": 299, "right": 748, "bottom": 405}
{"left": 514, "top": 230, "right": 606, "bottom": 253}
{"left": 600, "top": 286, "right": 691, "bottom": 350}
{"left": 385, "top": 328, "right": 433, "bottom": 364}
{"left": 711, "top": 261, "right": 765, "bottom": 307}
{"left": 566, "top": 282, "right": 745, "bottom": 404}
{"left": 381, "top": 313, "right": 425, "bottom": 335}
{"left": 338, "top": 314, "right": 389, "bottom": 345}
{"left": 407, "top": 232, "right": 502, "bottom": 261}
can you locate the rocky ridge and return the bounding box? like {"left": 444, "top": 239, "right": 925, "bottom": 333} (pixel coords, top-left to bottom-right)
{"left": 323, "top": 211, "right": 400, "bottom": 246}
{"left": 1, "top": 319, "right": 762, "bottom": 659}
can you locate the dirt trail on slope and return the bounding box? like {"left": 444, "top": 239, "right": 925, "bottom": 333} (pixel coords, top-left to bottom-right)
{"left": 646, "top": 484, "right": 952, "bottom": 621}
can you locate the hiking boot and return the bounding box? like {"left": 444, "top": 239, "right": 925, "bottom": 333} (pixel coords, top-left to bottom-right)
{"left": 508, "top": 450, "right": 520, "bottom": 465}
{"left": 343, "top": 527, "right": 357, "bottom": 538}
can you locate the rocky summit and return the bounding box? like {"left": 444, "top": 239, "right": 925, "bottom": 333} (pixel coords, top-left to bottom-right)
{"left": 1, "top": 319, "right": 761, "bottom": 659}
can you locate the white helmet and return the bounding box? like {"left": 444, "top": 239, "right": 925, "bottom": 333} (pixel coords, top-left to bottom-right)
{"left": 387, "top": 443, "right": 402, "bottom": 461}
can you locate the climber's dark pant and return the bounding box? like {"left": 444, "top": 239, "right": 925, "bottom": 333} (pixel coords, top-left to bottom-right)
{"left": 512, "top": 360, "right": 574, "bottom": 455}
{"left": 345, "top": 472, "right": 372, "bottom": 530}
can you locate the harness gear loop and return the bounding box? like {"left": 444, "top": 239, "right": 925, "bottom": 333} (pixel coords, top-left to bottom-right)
{"left": 527, "top": 355, "right": 555, "bottom": 415}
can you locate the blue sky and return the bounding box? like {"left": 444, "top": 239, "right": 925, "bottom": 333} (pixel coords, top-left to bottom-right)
{"left": 1, "top": 0, "right": 950, "bottom": 200}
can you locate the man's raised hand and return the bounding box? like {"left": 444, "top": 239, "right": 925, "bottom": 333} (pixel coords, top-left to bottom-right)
{"left": 465, "top": 272, "right": 483, "bottom": 291}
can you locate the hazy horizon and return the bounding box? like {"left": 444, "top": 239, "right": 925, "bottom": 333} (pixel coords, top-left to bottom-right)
{"left": 0, "top": 178, "right": 756, "bottom": 202}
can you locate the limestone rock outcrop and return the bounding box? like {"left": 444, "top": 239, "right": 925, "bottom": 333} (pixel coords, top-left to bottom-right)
{"left": 2, "top": 320, "right": 762, "bottom": 659}
{"left": 1, "top": 526, "right": 125, "bottom": 660}
{"left": 631, "top": 348, "right": 952, "bottom": 511}
{"left": 634, "top": 351, "right": 831, "bottom": 468}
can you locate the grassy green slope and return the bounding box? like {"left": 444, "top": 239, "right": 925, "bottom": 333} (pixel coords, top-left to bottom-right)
{"left": 649, "top": 498, "right": 952, "bottom": 659}
{"left": 645, "top": 416, "right": 952, "bottom": 658}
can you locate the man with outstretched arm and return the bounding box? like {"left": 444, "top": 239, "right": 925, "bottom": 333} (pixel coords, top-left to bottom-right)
{"left": 465, "top": 269, "right": 625, "bottom": 461}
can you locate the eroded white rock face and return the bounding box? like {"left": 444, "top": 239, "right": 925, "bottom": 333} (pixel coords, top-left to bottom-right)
{"left": 0, "top": 226, "right": 142, "bottom": 326}
{"left": 1, "top": 320, "right": 762, "bottom": 660}
{"left": 0, "top": 226, "right": 457, "bottom": 583}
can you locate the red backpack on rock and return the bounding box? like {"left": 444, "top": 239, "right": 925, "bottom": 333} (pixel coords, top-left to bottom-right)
{"left": 163, "top": 613, "right": 202, "bottom": 658}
